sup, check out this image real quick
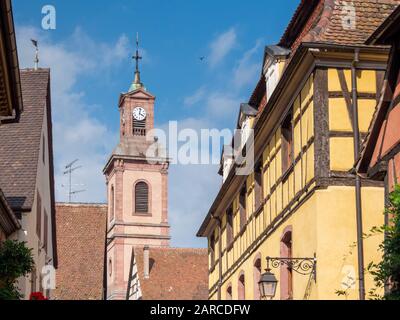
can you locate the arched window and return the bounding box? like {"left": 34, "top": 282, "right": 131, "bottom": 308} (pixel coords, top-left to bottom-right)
{"left": 280, "top": 226, "right": 293, "bottom": 300}
{"left": 135, "top": 181, "right": 149, "bottom": 213}
{"left": 110, "top": 185, "right": 115, "bottom": 221}
{"left": 238, "top": 272, "right": 246, "bottom": 300}
{"left": 226, "top": 285, "right": 232, "bottom": 300}
{"left": 253, "top": 256, "right": 262, "bottom": 300}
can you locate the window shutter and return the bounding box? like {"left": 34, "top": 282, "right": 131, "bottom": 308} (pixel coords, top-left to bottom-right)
{"left": 133, "top": 119, "right": 146, "bottom": 136}
{"left": 227, "top": 207, "right": 233, "bottom": 246}
{"left": 36, "top": 191, "right": 42, "bottom": 239}
{"left": 135, "top": 182, "right": 149, "bottom": 213}
{"left": 44, "top": 210, "right": 48, "bottom": 253}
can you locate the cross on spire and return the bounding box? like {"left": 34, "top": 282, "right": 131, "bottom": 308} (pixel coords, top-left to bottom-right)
{"left": 130, "top": 32, "right": 143, "bottom": 91}
{"left": 133, "top": 32, "right": 142, "bottom": 74}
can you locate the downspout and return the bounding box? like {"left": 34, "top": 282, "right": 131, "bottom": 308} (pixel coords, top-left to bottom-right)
{"left": 211, "top": 214, "right": 223, "bottom": 300}
{"left": 103, "top": 218, "right": 108, "bottom": 300}
{"left": 351, "top": 49, "right": 365, "bottom": 300}
{"left": 384, "top": 171, "right": 389, "bottom": 296}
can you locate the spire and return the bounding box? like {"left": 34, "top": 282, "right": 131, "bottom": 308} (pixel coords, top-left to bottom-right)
{"left": 129, "top": 32, "right": 144, "bottom": 92}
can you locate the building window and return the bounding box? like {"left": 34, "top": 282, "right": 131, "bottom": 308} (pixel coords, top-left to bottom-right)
{"left": 280, "top": 227, "right": 293, "bottom": 300}
{"left": 42, "top": 134, "right": 46, "bottom": 164}
{"left": 43, "top": 210, "right": 48, "bottom": 253}
{"left": 110, "top": 185, "right": 115, "bottom": 221}
{"left": 281, "top": 111, "right": 293, "bottom": 174}
{"left": 226, "top": 285, "right": 232, "bottom": 300}
{"left": 238, "top": 272, "right": 246, "bottom": 300}
{"left": 241, "top": 117, "right": 250, "bottom": 150}
{"left": 226, "top": 205, "right": 234, "bottom": 247}
{"left": 109, "top": 258, "right": 112, "bottom": 277}
{"left": 36, "top": 191, "right": 42, "bottom": 239}
{"left": 254, "top": 161, "right": 263, "bottom": 211}
{"left": 135, "top": 182, "right": 149, "bottom": 213}
{"left": 253, "top": 257, "right": 262, "bottom": 300}
{"left": 266, "top": 62, "right": 279, "bottom": 100}
{"left": 239, "top": 185, "right": 247, "bottom": 231}
{"left": 133, "top": 118, "right": 146, "bottom": 136}
{"left": 210, "top": 234, "right": 215, "bottom": 267}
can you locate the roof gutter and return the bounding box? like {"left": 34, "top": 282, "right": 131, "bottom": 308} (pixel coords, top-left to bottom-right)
{"left": 0, "top": 0, "right": 23, "bottom": 119}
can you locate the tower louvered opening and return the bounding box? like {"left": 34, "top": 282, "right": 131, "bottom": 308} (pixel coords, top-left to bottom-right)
{"left": 133, "top": 118, "right": 146, "bottom": 136}
{"left": 135, "top": 182, "right": 149, "bottom": 213}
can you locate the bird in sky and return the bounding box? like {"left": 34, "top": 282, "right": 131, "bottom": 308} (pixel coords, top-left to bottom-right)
{"left": 199, "top": 56, "right": 206, "bottom": 61}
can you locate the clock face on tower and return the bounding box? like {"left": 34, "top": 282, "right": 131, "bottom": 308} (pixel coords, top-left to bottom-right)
{"left": 133, "top": 107, "right": 147, "bottom": 121}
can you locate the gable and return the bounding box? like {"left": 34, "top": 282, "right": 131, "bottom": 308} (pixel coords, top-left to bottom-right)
{"left": 119, "top": 88, "right": 155, "bottom": 107}
{"left": 0, "top": 69, "right": 50, "bottom": 211}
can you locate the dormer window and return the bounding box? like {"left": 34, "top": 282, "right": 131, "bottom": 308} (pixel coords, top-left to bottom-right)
{"left": 241, "top": 117, "right": 251, "bottom": 149}
{"left": 222, "top": 145, "right": 234, "bottom": 183}
{"left": 263, "top": 46, "right": 291, "bottom": 100}
{"left": 238, "top": 103, "right": 258, "bottom": 151}
{"left": 266, "top": 62, "right": 279, "bottom": 100}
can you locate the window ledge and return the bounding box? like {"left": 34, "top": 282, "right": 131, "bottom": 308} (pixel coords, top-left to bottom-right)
{"left": 133, "top": 212, "right": 152, "bottom": 217}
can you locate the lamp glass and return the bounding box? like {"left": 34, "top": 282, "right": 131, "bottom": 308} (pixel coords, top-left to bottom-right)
{"left": 258, "top": 270, "right": 278, "bottom": 299}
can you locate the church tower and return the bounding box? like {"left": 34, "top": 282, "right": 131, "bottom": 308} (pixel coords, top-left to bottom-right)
{"left": 103, "top": 35, "right": 170, "bottom": 300}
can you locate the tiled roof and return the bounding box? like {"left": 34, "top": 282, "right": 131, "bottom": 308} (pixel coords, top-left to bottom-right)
{"left": 53, "top": 203, "right": 107, "bottom": 300}
{"left": 134, "top": 247, "right": 209, "bottom": 300}
{"left": 319, "top": 0, "right": 399, "bottom": 45}
{"left": 0, "top": 69, "right": 50, "bottom": 211}
{"left": 280, "top": 0, "right": 399, "bottom": 49}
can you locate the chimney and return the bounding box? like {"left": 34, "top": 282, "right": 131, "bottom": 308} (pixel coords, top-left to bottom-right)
{"left": 143, "top": 246, "right": 150, "bottom": 279}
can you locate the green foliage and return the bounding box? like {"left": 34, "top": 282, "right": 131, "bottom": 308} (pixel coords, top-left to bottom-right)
{"left": 0, "top": 240, "right": 34, "bottom": 300}
{"left": 368, "top": 185, "right": 400, "bottom": 300}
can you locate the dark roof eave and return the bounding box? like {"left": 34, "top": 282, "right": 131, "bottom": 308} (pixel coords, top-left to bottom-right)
{"left": 0, "top": 0, "right": 23, "bottom": 115}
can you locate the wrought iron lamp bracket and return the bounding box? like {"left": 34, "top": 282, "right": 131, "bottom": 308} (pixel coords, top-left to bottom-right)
{"left": 266, "top": 254, "right": 317, "bottom": 281}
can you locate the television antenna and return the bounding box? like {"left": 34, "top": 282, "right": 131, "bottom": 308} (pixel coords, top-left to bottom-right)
{"left": 63, "top": 159, "right": 86, "bottom": 203}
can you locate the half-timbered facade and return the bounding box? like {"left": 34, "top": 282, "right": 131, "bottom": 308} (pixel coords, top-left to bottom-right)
{"left": 197, "top": 0, "right": 399, "bottom": 300}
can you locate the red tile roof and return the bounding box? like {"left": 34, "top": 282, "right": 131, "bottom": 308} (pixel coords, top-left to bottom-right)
{"left": 134, "top": 247, "right": 209, "bottom": 300}
{"left": 0, "top": 69, "right": 50, "bottom": 211}
{"left": 280, "top": 0, "right": 399, "bottom": 49}
{"left": 319, "top": 0, "right": 400, "bottom": 45}
{"left": 53, "top": 203, "right": 107, "bottom": 300}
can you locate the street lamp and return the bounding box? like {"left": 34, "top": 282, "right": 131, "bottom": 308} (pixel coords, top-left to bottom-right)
{"left": 258, "top": 268, "right": 278, "bottom": 299}
{"left": 259, "top": 254, "right": 317, "bottom": 300}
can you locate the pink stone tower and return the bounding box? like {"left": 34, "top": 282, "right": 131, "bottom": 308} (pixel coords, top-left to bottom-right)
{"left": 103, "top": 36, "right": 170, "bottom": 300}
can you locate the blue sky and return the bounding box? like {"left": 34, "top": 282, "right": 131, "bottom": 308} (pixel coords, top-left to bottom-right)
{"left": 13, "top": 0, "right": 298, "bottom": 247}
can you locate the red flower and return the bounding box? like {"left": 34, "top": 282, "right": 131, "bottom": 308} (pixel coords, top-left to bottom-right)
{"left": 29, "top": 292, "right": 48, "bottom": 300}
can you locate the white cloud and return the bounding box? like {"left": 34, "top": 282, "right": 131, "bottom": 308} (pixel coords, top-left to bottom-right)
{"left": 169, "top": 163, "right": 219, "bottom": 247}
{"left": 16, "top": 25, "right": 124, "bottom": 203}
{"left": 158, "top": 118, "right": 224, "bottom": 247}
{"left": 232, "top": 39, "right": 263, "bottom": 89}
{"left": 209, "top": 27, "right": 237, "bottom": 68}
{"left": 184, "top": 86, "right": 206, "bottom": 107}
{"left": 206, "top": 92, "right": 241, "bottom": 119}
